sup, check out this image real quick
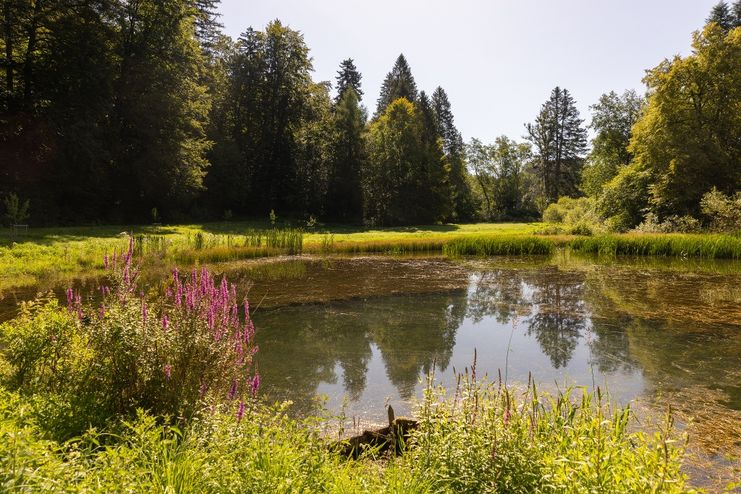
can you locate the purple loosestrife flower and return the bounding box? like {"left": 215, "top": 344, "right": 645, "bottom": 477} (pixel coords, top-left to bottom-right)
{"left": 503, "top": 408, "right": 510, "bottom": 427}
{"left": 236, "top": 400, "right": 245, "bottom": 422}
{"left": 162, "top": 314, "right": 169, "bottom": 330}
{"left": 66, "top": 288, "right": 74, "bottom": 309}
{"left": 251, "top": 374, "right": 261, "bottom": 397}
{"left": 164, "top": 364, "right": 172, "bottom": 380}
{"left": 104, "top": 254, "right": 109, "bottom": 269}
{"left": 228, "top": 379, "right": 238, "bottom": 400}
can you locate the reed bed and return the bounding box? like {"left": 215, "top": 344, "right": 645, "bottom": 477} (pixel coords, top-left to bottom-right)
{"left": 304, "top": 236, "right": 448, "bottom": 255}
{"left": 443, "top": 235, "right": 556, "bottom": 256}
{"left": 569, "top": 233, "right": 741, "bottom": 259}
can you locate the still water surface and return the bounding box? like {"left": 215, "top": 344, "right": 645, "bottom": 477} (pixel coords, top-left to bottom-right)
{"left": 244, "top": 255, "right": 740, "bottom": 488}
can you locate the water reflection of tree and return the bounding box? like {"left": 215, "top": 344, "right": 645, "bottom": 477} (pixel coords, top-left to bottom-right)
{"left": 254, "top": 305, "right": 373, "bottom": 414}
{"left": 466, "top": 271, "right": 531, "bottom": 323}
{"left": 255, "top": 289, "right": 468, "bottom": 409}
{"left": 370, "top": 290, "right": 467, "bottom": 399}
{"left": 523, "top": 270, "right": 587, "bottom": 369}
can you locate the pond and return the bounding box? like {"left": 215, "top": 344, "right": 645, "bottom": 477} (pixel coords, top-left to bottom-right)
{"left": 242, "top": 255, "right": 740, "bottom": 489}
{"left": 1, "top": 254, "right": 739, "bottom": 488}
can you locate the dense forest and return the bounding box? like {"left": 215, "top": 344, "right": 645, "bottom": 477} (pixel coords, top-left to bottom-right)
{"left": 1, "top": 0, "right": 739, "bottom": 227}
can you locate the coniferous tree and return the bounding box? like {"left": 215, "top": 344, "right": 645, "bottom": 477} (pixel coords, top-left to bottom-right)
{"left": 432, "top": 86, "right": 475, "bottom": 221}
{"left": 416, "top": 91, "right": 450, "bottom": 219}
{"left": 707, "top": 1, "right": 735, "bottom": 30}
{"left": 375, "top": 54, "right": 417, "bottom": 117}
{"left": 334, "top": 58, "right": 363, "bottom": 103}
{"left": 734, "top": 0, "right": 741, "bottom": 26}
{"left": 327, "top": 87, "right": 365, "bottom": 222}
{"left": 526, "top": 87, "right": 587, "bottom": 206}
{"left": 210, "top": 21, "right": 317, "bottom": 215}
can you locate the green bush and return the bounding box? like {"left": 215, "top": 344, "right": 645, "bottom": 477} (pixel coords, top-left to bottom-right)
{"left": 635, "top": 213, "right": 701, "bottom": 233}
{"left": 0, "top": 240, "right": 259, "bottom": 439}
{"left": 700, "top": 188, "right": 741, "bottom": 232}
{"left": 542, "top": 197, "right": 599, "bottom": 235}
{"left": 596, "top": 167, "right": 651, "bottom": 231}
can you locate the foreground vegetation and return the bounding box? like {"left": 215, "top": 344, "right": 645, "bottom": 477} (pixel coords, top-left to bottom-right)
{"left": 0, "top": 381, "right": 692, "bottom": 493}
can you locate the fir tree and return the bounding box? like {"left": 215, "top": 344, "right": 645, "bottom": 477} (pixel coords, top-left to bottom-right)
{"left": 375, "top": 54, "right": 418, "bottom": 117}
{"left": 526, "top": 87, "right": 587, "bottom": 205}
{"left": 327, "top": 87, "right": 365, "bottom": 222}
{"left": 334, "top": 58, "right": 363, "bottom": 103}
{"left": 432, "top": 86, "right": 475, "bottom": 220}
{"left": 707, "top": 1, "right": 735, "bottom": 30}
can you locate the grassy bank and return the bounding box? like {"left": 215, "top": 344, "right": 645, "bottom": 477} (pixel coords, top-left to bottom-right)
{"left": 2, "top": 221, "right": 740, "bottom": 291}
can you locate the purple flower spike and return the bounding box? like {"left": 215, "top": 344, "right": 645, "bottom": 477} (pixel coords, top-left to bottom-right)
{"left": 104, "top": 254, "right": 109, "bottom": 270}
{"left": 251, "top": 374, "right": 261, "bottom": 397}
{"left": 66, "top": 288, "right": 74, "bottom": 309}
{"left": 236, "top": 400, "right": 245, "bottom": 422}
{"left": 164, "top": 363, "right": 172, "bottom": 380}
{"left": 228, "top": 379, "right": 238, "bottom": 400}
{"left": 162, "top": 314, "right": 169, "bottom": 330}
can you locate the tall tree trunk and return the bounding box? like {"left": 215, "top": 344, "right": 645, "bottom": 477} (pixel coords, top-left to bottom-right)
{"left": 3, "top": 0, "right": 13, "bottom": 109}
{"left": 22, "top": 0, "right": 42, "bottom": 110}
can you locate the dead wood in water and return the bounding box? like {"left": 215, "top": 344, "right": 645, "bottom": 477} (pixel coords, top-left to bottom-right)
{"left": 334, "top": 405, "right": 419, "bottom": 459}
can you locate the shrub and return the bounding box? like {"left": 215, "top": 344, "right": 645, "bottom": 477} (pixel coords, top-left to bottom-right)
{"left": 0, "top": 238, "right": 259, "bottom": 439}
{"left": 2, "top": 192, "right": 30, "bottom": 226}
{"left": 542, "top": 197, "right": 599, "bottom": 235}
{"left": 635, "top": 213, "right": 701, "bottom": 233}
{"left": 700, "top": 188, "right": 741, "bottom": 232}
{"left": 596, "top": 166, "right": 651, "bottom": 231}
{"left": 0, "top": 377, "right": 691, "bottom": 493}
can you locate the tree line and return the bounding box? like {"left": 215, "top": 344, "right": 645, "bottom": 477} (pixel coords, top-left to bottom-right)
{"left": 465, "top": 1, "right": 741, "bottom": 230}
{"left": 0, "top": 1, "right": 472, "bottom": 225}
{"left": 1, "top": 0, "right": 739, "bottom": 227}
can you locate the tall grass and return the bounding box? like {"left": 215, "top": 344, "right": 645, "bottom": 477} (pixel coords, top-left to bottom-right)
{"left": 569, "top": 233, "right": 741, "bottom": 259}
{"left": 443, "top": 235, "right": 556, "bottom": 256}
{"left": 305, "top": 237, "right": 449, "bottom": 255}
{"left": 0, "top": 375, "right": 690, "bottom": 493}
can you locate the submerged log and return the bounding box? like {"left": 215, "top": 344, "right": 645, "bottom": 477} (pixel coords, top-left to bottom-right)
{"left": 335, "top": 405, "right": 419, "bottom": 459}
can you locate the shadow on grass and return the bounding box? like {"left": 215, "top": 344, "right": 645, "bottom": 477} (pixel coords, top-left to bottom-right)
{"left": 1, "top": 220, "right": 463, "bottom": 248}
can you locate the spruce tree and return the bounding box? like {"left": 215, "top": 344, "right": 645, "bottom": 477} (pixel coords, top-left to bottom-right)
{"left": 416, "top": 91, "right": 450, "bottom": 219}
{"left": 327, "top": 87, "right": 365, "bottom": 222}
{"left": 432, "top": 86, "right": 475, "bottom": 221}
{"left": 375, "top": 54, "right": 418, "bottom": 117}
{"left": 707, "top": 1, "right": 735, "bottom": 30}
{"left": 733, "top": 0, "right": 741, "bottom": 27}
{"left": 526, "top": 87, "right": 587, "bottom": 205}
{"left": 334, "top": 58, "right": 363, "bottom": 103}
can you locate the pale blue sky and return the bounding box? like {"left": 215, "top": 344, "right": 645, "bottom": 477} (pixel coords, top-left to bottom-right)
{"left": 217, "top": 0, "right": 717, "bottom": 143}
